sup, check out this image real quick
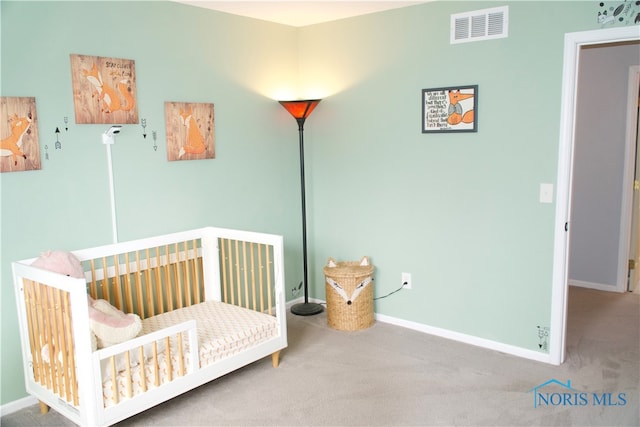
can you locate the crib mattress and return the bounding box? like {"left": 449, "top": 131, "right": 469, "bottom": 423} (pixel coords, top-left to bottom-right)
{"left": 101, "top": 301, "right": 278, "bottom": 406}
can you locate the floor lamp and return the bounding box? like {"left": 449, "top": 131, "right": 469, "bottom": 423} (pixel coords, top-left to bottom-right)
{"left": 279, "top": 99, "right": 324, "bottom": 316}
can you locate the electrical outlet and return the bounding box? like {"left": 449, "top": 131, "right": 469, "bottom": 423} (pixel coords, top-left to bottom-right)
{"left": 402, "top": 272, "right": 412, "bottom": 289}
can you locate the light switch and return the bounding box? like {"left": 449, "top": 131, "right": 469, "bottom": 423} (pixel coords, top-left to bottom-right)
{"left": 540, "top": 183, "right": 554, "bottom": 204}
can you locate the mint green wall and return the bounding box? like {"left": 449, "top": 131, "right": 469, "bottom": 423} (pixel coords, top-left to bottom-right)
{"left": 0, "top": 1, "right": 302, "bottom": 404}
{"left": 0, "top": 0, "right": 622, "bottom": 407}
{"left": 299, "top": 2, "right": 605, "bottom": 348}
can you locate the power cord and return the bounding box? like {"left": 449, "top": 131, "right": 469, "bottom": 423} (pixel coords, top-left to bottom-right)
{"left": 307, "top": 277, "right": 408, "bottom": 303}
{"left": 374, "top": 279, "right": 409, "bottom": 300}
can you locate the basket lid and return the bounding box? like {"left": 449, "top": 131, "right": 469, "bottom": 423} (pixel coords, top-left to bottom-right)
{"left": 323, "top": 256, "right": 373, "bottom": 276}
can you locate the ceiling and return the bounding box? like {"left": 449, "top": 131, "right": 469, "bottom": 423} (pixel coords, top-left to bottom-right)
{"left": 173, "top": 1, "right": 428, "bottom": 27}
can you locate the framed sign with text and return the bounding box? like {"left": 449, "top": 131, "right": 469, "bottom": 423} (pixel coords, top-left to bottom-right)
{"left": 422, "top": 85, "right": 477, "bottom": 133}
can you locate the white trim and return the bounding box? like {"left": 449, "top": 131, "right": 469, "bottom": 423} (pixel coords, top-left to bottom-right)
{"left": 288, "top": 297, "right": 552, "bottom": 364}
{"left": 568, "top": 279, "right": 625, "bottom": 293}
{"left": 620, "top": 65, "right": 640, "bottom": 292}
{"left": 375, "top": 313, "right": 552, "bottom": 364}
{"left": 0, "top": 396, "right": 38, "bottom": 416}
{"left": 552, "top": 26, "right": 640, "bottom": 365}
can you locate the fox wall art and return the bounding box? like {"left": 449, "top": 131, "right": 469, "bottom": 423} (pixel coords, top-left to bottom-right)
{"left": 70, "top": 54, "right": 138, "bottom": 124}
{"left": 164, "top": 102, "right": 215, "bottom": 161}
{"left": 0, "top": 97, "right": 41, "bottom": 173}
{"left": 422, "top": 85, "right": 478, "bottom": 133}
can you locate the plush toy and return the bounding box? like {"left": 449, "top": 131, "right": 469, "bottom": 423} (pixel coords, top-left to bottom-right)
{"left": 31, "top": 250, "right": 85, "bottom": 279}
{"left": 32, "top": 250, "right": 142, "bottom": 350}
{"left": 88, "top": 297, "right": 142, "bottom": 349}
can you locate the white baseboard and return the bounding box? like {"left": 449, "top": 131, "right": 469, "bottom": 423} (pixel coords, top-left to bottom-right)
{"left": 569, "top": 279, "right": 625, "bottom": 293}
{"left": 289, "top": 296, "right": 551, "bottom": 364}
{"left": 0, "top": 395, "right": 38, "bottom": 417}
{"left": 374, "top": 313, "right": 552, "bottom": 364}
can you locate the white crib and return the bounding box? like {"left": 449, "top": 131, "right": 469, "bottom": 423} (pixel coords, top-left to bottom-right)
{"left": 12, "top": 227, "right": 287, "bottom": 426}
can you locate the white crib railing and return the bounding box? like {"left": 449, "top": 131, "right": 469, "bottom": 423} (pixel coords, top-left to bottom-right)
{"left": 12, "top": 226, "right": 286, "bottom": 427}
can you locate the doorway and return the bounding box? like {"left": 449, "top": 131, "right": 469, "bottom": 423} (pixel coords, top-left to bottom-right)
{"left": 627, "top": 65, "right": 640, "bottom": 295}
{"left": 550, "top": 26, "right": 640, "bottom": 366}
{"left": 568, "top": 42, "right": 640, "bottom": 294}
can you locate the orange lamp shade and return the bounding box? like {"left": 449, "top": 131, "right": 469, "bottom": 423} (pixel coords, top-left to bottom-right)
{"left": 279, "top": 99, "right": 321, "bottom": 120}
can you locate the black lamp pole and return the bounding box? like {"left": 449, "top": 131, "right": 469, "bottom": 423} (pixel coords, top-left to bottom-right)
{"left": 279, "top": 100, "right": 323, "bottom": 316}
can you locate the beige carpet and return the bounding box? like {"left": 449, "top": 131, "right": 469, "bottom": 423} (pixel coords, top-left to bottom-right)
{"left": 2, "top": 286, "right": 638, "bottom": 426}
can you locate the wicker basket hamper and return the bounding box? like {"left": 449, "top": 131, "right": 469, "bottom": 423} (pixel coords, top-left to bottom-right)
{"left": 323, "top": 256, "right": 374, "bottom": 331}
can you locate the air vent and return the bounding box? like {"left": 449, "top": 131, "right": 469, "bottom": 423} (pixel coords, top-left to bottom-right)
{"left": 451, "top": 6, "right": 508, "bottom": 44}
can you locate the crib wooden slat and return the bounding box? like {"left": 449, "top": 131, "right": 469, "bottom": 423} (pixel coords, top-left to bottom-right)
{"left": 52, "top": 288, "right": 66, "bottom": 400}
{"left": 258, "top": 245, "right": 265, "bottom": 313}
{"left": 250, "top": 243, "right": 256, "bottom": 311}
{"left": 174, "top": 243, "right": 184, "bottom": 309}
{"left": 144, "top": 248, "right": 154, "bottom": 317}
{"left": 134, "top": 251, "right": 144, "bottom": 317}
{"left": 110, "top": 258, "right": 118, "bottom": 308}
{"left": 241, "top": 241, "right": 248, "bottom": 309}
{"left": 22, "top": 282, "right": 37, "bottom": 380}
{"left": 224, "top": 240, "right": 234, "bottom": 303}
{"left": 61, "top": 291, "right": 79, "bottom": 406}
{"left": 151, "top": 341, "right": 158, "bottom": 387}
{"left": 49, "top": 288, "right": 62, "bottom": 397}
{"left": 112, "top": 254, "right": 123, "bottom": 310}
{"left": 138, "top": 345, "right": 147, "bottom": 393}
{"left": 192, "top": 240, "right": 202, "bottom": 304}
{"left": 163, "top": 245, "right": 173, "bottom": 312}
{"left": 124, "top": 351, "right": 133, "bottom": 398}
{"left": 266, "top": 247, "right": 273, "bottom": 315}
{"left": 181, "top": 241, "right": 192, "bottom": 307}
{"left": 180, "top": 241, "right": 187, "bottom": 306}
{"left": 164, "top": 336, "right": 173, "bottom": 382}
{"left": 220, "top": 239, "right": 229, "bottom": 303}
{"left": 101, "top": 257, "right": 111, "bottom": 302}
{"left": 40, "top": 285, "right": 54, "bottom": 392}
{"left": 89, "top": 259, "right": 98, "bottom": 299}
{"left": 109, "top": 356, "right": 118, "bottom": 405}
{"left": 219, "top": 239, "right": 229, "bottom": 302}
{"left": 153, "top": 247, "right": 164, "bottom": 315}
{"left": 187, "top": 241, "right": 194, "bottom": 305}
{"left": 24, "top": 281, "right": 43, "bottom": 384}
{"left": 233, "top": 240, "right": 241, "bottom": 305}
{"left": 177, "top": 333, "right": 185, "bottom": 377}
{"left": 123, "top": 253, "right": 134, "bottom": 313}
{"left": 228, "top": 238, "right": 234, "bottom": 304}
{"left": 33, "top": 283, "right": 46, "bottom": 385}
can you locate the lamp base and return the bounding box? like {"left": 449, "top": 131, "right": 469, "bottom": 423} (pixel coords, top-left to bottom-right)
{"left": 291, "top": 302, "right": 324, "bottom": 316}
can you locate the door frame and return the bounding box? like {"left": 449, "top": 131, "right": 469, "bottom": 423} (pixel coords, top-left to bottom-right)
{"left": 550, "top": 26, "right": 640, "bottom": 366}
{"left": 624, "top": 65, "right": 640, "bottom": 293}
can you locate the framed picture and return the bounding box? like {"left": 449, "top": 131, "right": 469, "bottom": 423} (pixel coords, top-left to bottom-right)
{"left": 1, "top": 97, "right": 41, "bottom": 173}
{"left": 70, "top": 54, "right": 139, "bottom": 124}
{"left": 422, "top": 85, "right": 478, "bottom": 133}
{"left": 164, "top": 102, "right": 215, "bottom": 161}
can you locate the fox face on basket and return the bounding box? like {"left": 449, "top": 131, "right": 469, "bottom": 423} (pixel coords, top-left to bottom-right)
{"left": 324, "top": 256, "right": 373, "bottom": 305}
